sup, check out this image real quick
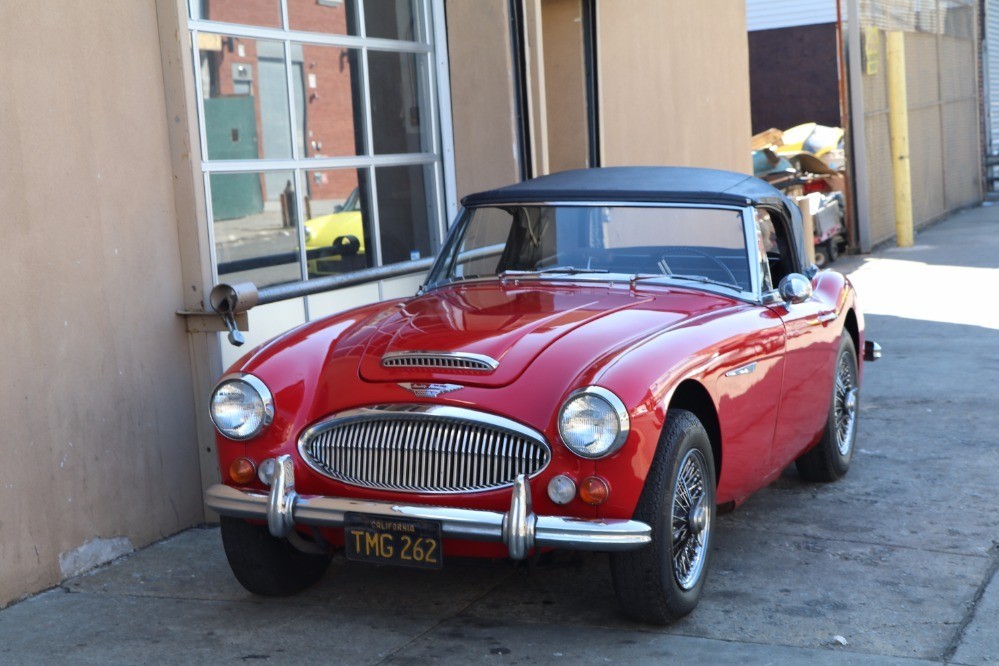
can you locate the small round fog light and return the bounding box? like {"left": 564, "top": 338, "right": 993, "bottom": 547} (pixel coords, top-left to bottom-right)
{"left": 547, "top": 475, "right": 576, "bottom": 505}
{"left": 258, "top": 458, "right": 277, "bottom": 485}
{"left": 579, "top": 476, "right": 609, "bottom": 506}
{"left": 229, "top": 457, "right": 256, "bottom": 485}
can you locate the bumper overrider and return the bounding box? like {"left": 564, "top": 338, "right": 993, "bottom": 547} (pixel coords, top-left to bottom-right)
{"left": 206, "top": 455, "right": 652, "bottom": 560}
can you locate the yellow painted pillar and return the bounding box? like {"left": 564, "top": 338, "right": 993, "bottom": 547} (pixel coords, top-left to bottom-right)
{"left": 886, "top": 31, "right": 914, "bottom": 247}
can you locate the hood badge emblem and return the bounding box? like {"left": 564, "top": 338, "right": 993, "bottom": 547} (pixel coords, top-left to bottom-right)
{"left": 398, "top": 382, "right": 464, "bottom": 398}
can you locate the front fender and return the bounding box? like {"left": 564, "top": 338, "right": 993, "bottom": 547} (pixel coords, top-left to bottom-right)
{"left": 585, "top": 303, "right": 787, "bottom": 517}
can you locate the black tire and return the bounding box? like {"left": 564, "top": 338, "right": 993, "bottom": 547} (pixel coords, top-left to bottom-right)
{"left": 220, "top": 517, "right": 331, "bottom": 596}
{"left": 610, "top": 409, "right": 717, "bottom": 624}
{"left": 796, "top": 332, "right": 859, "bottom": 482}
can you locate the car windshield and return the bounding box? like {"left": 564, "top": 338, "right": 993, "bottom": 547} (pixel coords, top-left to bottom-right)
{"left": 429, "top": 205, "right": 752, "bottom": 292}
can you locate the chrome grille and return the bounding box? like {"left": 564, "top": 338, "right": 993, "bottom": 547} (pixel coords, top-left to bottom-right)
{"left": 381, "top": 351, "right": 498, "bottom": 372}
{"left": 298, "top": 405, "right": 549, "bottom": 493}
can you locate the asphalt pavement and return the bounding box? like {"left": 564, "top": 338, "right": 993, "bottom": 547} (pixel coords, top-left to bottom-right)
{"left": 2, "top": 204, "right": 999, "bottom": 665}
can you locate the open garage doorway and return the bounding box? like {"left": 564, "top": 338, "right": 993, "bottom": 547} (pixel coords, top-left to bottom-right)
{"left": 746, "top": 0, "right": 854, "bottom": 268}
{"left": 747, "top": 0, "right": 982, "bottom": 256}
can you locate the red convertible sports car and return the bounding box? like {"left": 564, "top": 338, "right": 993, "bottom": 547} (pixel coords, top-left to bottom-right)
{"left": 206, "top": 167, "right": 880, "bottom": 624}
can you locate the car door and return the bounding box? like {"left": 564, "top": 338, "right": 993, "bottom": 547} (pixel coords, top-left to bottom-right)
{"left": 761, "top": 207, "right": 841, "bottom": 470}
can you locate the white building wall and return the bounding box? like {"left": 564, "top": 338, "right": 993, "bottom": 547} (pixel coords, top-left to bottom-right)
{"left": 746, "top": 0, "right": 837, "bottom": 31}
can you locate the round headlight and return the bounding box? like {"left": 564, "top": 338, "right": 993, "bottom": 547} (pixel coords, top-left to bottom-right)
{"left": 558, "top": 386, "right": 630, "bottom": 459}
{"left": 210, "top": 374, "right": 274, "bottom": 441}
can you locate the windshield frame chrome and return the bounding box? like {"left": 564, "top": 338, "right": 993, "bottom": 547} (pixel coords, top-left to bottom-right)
{"left": 423, "top": 201, "right": 765, "bottom": 303}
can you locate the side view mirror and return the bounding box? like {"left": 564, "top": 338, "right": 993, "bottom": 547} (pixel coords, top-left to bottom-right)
{"left": 778, "top": 273, "right": 813, "bottom": 305}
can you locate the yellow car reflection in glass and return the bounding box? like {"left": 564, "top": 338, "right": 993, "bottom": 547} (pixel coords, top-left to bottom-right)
{"left": 304, "top": 188, "right": 367, "bottom": 276}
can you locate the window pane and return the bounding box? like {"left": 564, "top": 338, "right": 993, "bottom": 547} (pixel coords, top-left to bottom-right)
{"left": 193, "top": 0, "right": 281, "bottom": 28}
{"left": 200, "top": 37, "right": 293, "bottom": 161}
{"left": 375, "top": 164, "right": 434, "bottom": 264}
{"left": 364, "top": 0, "right": 424, "bottom": 41}
{"left": 211, "top": 171, "right": 302, "bottom": 287}
{"left": 296, "top": 44, "right": 365, "bottom": 158}
{"left": 369, "top": 51, "right": 432, "bottom": 154}
{"left": 287, "top": 0, "right": 360, "bottom": 35}
{"left": 305, "top": 169, "right": 373, "bottom": 277}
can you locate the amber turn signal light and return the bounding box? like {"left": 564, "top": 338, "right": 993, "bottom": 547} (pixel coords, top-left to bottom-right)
{"left": 579, "top": 476, "right": 609, "bottom": 505}
{"left": 229, "top": 457, "right": 257, "bottom": 485}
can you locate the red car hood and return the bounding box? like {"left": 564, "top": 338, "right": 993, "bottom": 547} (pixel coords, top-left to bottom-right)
{"left": 355, "top": 283, "right": 659, "bottom": 387}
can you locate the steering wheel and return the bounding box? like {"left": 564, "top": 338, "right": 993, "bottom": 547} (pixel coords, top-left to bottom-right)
{"left": 332, "top": 235, "right": 361, "bottom": 256}
{"left": 661, "top": 247, "right": 739, "bottom": 285}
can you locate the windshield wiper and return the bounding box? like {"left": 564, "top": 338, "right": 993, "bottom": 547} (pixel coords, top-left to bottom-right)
{"left": 499, "top": 266, "right": 609, "bottom": 278}
{"left": 631, "top": 273, "right": 742, "bottom": 292}
{"left": 436, "top": 274, "right": 483, "bottom": 286}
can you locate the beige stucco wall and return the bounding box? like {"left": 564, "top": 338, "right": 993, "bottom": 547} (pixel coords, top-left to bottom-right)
{"left": 542, "top": 0, "right": 590, "bottom": 172}
{"left": 597, "top": 0, "right": 753, "bottom": 173}
{"left": 445, "top": 0, "right": 523, "bottom": 199}
{"left": 0, "top": 1, "right": 202, "bottom": 607}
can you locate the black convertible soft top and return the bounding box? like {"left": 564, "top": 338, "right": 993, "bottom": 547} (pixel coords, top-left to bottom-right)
{"left": 460, "top": 166, "right": 808, "bottom": 274}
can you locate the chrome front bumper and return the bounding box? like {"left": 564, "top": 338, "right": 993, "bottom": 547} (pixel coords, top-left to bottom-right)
{"left": 205, "top": 455, "right": 652, "bottom": 560}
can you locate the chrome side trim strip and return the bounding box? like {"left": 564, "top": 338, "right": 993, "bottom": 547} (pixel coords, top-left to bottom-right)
{"left": 724, "top": 362, "right": 758, "bottom": 377}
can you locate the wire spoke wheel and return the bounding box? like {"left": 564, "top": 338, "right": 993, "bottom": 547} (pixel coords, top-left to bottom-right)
{"left": 834, "top": 351, "right": 858, "bottom": 456}
{"left": 795, "top": 332, "right": 859, "bottom": 483}
{"left": 671, "top": 448, "right": 710, "bottom": 590}
{"left": 611, "top": 409, "right": 716, "bottom": 624}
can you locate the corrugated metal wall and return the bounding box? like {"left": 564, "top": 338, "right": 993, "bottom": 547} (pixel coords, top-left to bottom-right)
{"left": 986, "top": 0, "right": 999, "bottom": 186}
{"left": 860, "top": 0, "right": 981, "bottom": 244}
{"left": 746, "top": 0, "right": 837, "bottom": 31}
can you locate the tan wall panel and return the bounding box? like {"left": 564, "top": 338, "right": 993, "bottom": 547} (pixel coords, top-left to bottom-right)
{"left": 596, "top": 0, "right": 752, "bottom": 173}
{"left": 863, "top": 112, "right": 895, "bottom": 245}
{"left": 906, "top": 35, "right": 946, "bottom": 224}
{"left": 446, "top": 0, "right": 521, "bottom": 200}
{"left": 861, "top": 28, "right": 894, "bottom": 245}
{"left": 0, "top": 0, "right": 201, "bottom": 606}
{"left": 907, "top": 105, "right": 947, "bottom": 224}
{"left": 861, "top": 24, "right": 981, "bottom": 245}
{"left": 542, "top": 0, "right": 589, "bottom": 172}
{"left": 940, "top": 35, "right": 977, "bottom": 100}
{"left": 940, "top": 34, "right": 982, "bottom": 208}
{"left": 904, "top": 33, "right": 940, "bottom": 107}
{"left": 523, "top": 0, "right": 550, "bottom": 175}
{"left": 944, "top": 100, "right": 983, "bottom": 208}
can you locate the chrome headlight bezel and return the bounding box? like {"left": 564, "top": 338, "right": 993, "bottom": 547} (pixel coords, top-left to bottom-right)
{"left": 209, "top": 373, "right": 274, "bottom": 441}
{"left": 557, "top": 386, "right": 631, "bottom": 459}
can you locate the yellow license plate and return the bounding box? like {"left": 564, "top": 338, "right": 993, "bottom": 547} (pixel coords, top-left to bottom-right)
{"left": 344, "top": 513, "right": 443, "bottom": 570}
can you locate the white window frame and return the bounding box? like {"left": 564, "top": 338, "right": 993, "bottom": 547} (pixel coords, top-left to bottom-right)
{"left": 186, "top": 0, "right": 457, "bottom": 289}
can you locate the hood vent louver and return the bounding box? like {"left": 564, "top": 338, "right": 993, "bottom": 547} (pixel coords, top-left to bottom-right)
{"left": 381, "top": 351, "right": 499, "bottom": 372}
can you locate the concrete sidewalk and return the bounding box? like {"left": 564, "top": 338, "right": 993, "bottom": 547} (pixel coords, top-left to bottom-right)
{"left": 3, "top": 205, "right": 999, "bottom": 665}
